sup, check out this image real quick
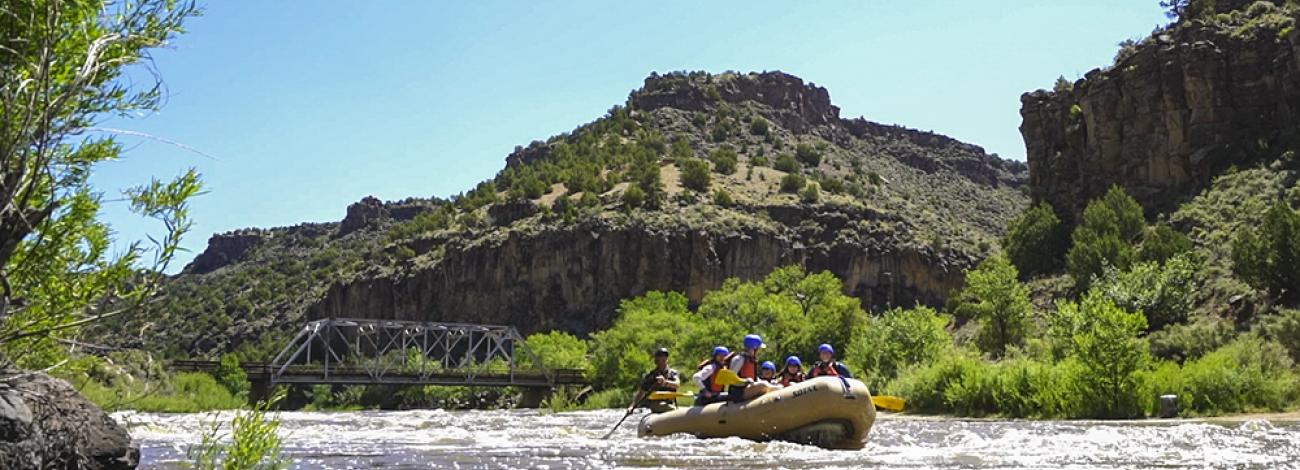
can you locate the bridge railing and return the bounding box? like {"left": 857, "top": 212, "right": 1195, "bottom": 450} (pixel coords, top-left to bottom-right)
{"left": 262, "top": 318, "right": 578, "bottom": 387}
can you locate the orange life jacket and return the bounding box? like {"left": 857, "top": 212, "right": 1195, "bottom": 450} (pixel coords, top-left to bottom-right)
{"left": 811, "top": 361, "right": 840, "bottom": 378}
{"left": 780, "top": 370, "right": 806, "bottom": 386}
{"left": 724, "top": 351, "right": 758, "bottom": 380}
{"left": 696, "top": 358, "right": 727, "bottom": 393}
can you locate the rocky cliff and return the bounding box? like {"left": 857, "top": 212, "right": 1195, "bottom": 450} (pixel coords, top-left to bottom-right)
{"left": 1020, "top": 2, "right": 1300, "bottom": 217}
{"left": 103, "top": 71, "right": 1028, "bottom": 355}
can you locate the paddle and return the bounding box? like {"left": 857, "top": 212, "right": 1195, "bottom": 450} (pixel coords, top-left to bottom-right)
{"left": 713, "top": 368, "right": 747, "bottom": 387}
{"left": 602, "top": 409, "right": 635, "bottom": 439}
{"left": 871, "top": 395, "right": 906, "bottom": 412}
{"left": 647, "top": 390, "right": 694, "bottom": 400}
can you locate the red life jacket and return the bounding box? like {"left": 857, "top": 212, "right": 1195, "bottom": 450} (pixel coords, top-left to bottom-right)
{"left": 724, "top": 351, "right": 758, "bottom": 380}
{"left": 811, "top": 361, "right": 840, "bottom": 378}
{"left": 696, "top": 359, "right": 727, "bottom": 393}
{"left": 780, "top": 370, "right": 805, "bottom": 386}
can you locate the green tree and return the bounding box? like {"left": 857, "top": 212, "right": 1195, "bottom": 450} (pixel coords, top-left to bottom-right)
{"left": 709, "top": 147, "right": 739, "bottom": 175}
{"left": 847, "top": 306, "right": 952, "bottom": 390}
{"left": 523, "top": 331, "right": 589, "bottom": 370}
{"left": 799, "top": 183, "right": 820, "bottom": 203}
{"left": 780, "top": 173, "right": 806, "bottom": 193}
{"left": 588, "top": 292, "right": 698, "bottom": 389}
{"left": 1067, "top": 186, "right": 1145, "bottom": 290}
{"left": 621, "top": 185, "right": 646, "bottom": 209}
{"left": 1003, "top": 201, "right": 1066, "bottom": 277}
{"left": 670, "top": 138, "right": 694, "bottom": 161}
{"left": 795, "top": 143, "right": 822, "bottom": 167}
{"left": 774, "top": 154, "right": 799, "bottom": 173}
{"left": 1139, "top": 223, "right": 1193, "bottom": 263}
{"left": 712, "top": 189, "right": 734, "bottom": 207}
{"left": 0, "top": 1, "right": 203, "bottom": 369}
{"left": 953, "top": 254, "right": 1031, "bottom": 358}
{"left": 1231, "top": 201, "right": 1300, "bottom": 303}
{"left": 749, "top": 118, "right": 770, "bottom": 136}
{"left": 215, "top": 354, "right": 250, "bottom": 397}
{"left": 679, "top": 158, "right": 712, "bottom": 192}
{"left": 1092, "top": 254, "right": 1197, "bottom": 330}
{"left": 1052, "top": 291, "right": 1150, "bottom": 418}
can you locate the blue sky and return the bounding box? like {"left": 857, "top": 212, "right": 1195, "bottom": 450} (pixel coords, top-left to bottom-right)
{"left": 93, "top": 1, "right": 1168, "bottom": 269}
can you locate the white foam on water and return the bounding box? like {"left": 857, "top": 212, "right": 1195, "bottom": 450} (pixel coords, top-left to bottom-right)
{"left": 116, "top": 410, "right": 1300, "bottom": 469}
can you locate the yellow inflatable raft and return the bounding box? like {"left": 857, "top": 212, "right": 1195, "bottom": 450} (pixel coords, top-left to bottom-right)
{"left": 636, "top": 376, "right": 876, "bottom": 450}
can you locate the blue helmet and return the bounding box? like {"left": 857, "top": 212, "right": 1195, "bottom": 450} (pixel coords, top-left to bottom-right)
{"left": 818, "top": 343, "right": 835, "bottom": 355}
{"left": 743, "top": 334, "right": 766, "bottom": 350}
{"left": 760, "top": 361, "right": 777, "bottom": 371}
{"left": 786, "top": 356, "right": 802, "bottom": 367}
{"left": 712, "top": 346, "right": 730, "bottom": 357}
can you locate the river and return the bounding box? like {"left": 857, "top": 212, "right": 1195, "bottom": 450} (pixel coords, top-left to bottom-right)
{"left": 115, "top": 409, "right": 1300, "bottom": 469}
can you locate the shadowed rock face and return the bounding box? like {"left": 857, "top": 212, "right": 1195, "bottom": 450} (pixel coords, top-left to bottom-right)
{"left": 308, "top": 206, "right": 970, "bottom": 335}
{"left": 0, "top": 372, "right": 137, "bottom": 470}
{"left": 1020, "top": 5, "right": 1300, "bottom": 217}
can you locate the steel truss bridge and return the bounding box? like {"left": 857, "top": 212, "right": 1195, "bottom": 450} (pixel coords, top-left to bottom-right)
{"left": 171, "top": 318, "right": 587, "bottom": 404}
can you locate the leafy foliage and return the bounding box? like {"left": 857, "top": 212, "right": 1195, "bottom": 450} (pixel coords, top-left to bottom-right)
{"left": 795, "top": 143, "right": 823, "bottom": 167}
{"left": 1092, "top": 254, "right": 1198, "bottom": 330}
{"left": 1067, "top": 185, "right": 1145, "bottom": 290}
{"left": 1051, "top": 291, "right": 1150, "bottom": 418}
{"left": 188, "top": 391, "right": 288, "bottom": 470}
{"left": 1139, "top": 223, "right": 1194, "bottom": 263}
{"left": 952, "top": 254, "right": 1031, "bottom": 358}
{"left": 773, "top": 153, "right": 799, "bottom": 173}
{"left": 848, "top": 306, "right": 952, "bottom": 390}
{"left": 0, "top": 0, "right": 203, "bottom": 370}
{"left": 679, "top": 159, "right": 712, "bottom": 192}
{"left": 1231, "top": 201, "right": 1300, "bottom": 302}
{"left": 523, "top": 331, "right": 589, "bottom": 370}
{"left": 1003, "top": 201, "right": 1066, "bottom": 277}
{"left": 780, "top": 173, "right": 806, "bottom": 193}
{"left": 709, "top": 147, "right": 739, "bottom": 175}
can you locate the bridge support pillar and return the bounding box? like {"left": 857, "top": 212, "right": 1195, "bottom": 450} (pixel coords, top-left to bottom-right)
{"left": 248, "top": 378, "right": 271, "bottom": 406}
{"left": 519, "top": 387, "right": 552, "bottom": 409}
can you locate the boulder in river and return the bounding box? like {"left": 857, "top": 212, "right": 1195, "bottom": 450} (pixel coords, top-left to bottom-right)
{"left": 0, "top": 370, "right": 138, "bottom": 470}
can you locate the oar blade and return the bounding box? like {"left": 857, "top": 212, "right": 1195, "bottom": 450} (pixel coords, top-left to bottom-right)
{"left": 714, "top": 368, "right": 746, "bottom": 387}
{"left": 646, "top": 391, "right": 692, "bottom": 400}
{"left": 871, "top": 395, "right": 906, "bottom": 412}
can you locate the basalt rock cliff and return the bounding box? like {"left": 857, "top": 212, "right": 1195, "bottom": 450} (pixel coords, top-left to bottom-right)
{"left": 1020, "top": 1, "right": 1300, "bottom": 217}
{"left": 99, "top": 71, "right": 1028, "bottom": 355}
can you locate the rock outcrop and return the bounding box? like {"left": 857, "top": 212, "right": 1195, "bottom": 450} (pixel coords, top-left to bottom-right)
{"left": 186, "top": 230, "right": 264, "bottom": 274}
{"left": 339, "top": 196, "right": 390, "bottom": 235}
{"left": 309, "top": 205, "right": 969, "bottom": 335}
{"left": 0, "top": 371, "right": 137, "bottom": 470}
{"left": 1020, "top": 3, "right": 1300, "bottom": 216}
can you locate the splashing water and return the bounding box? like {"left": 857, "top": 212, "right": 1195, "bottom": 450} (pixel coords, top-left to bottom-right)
{"left": 115, "top": 409, "right": 1300, "bottom": 469}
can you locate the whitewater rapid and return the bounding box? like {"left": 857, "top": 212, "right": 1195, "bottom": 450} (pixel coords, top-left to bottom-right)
{"left": 115, "top": 409, "right": 1300, "bottom": 469}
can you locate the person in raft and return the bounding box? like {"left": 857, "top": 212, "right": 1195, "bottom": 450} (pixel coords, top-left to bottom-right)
{"left": 758, "top": 361, "right": 779, "bottom": 383}
{"left": 724, "top": 334, "right": 783, "bottom": 402}
{"left": 809, "top": 343, "right": 853, "bottom": 378}
{"left": 627, "top": 347, "right": 680, "bottom": 414}
{"left": 779, "top": 355, "right": 806, "bottom": 386}
{"left": 692, "top": 346, "right": 732, "bottom": 406}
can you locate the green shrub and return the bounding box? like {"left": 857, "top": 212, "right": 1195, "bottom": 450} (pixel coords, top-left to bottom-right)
{"left": 1257, "top": 308, "right": 1300, "bottom": 364}
{"left": 1067, "top": 186, "right": 1145, "bottom": 290}
{"left": 622, "top": 185, "right": 646, "bottom": 209}
{"left": 523, "top": 331, "right": 589, "bottom": 370}
{"left": 679, "top": 159, "right": 711, "bottom": 192}
{"left": 670, "top": 138, "right": 693, "bottom": 161}
{"left": 215, "top": 354, "right": 250, "bottom": 397}
{"left": 795, "top": 143, "right": 822, "bottom": 167}
{"left": 1149, "top": 314, "right": 1235, "bottom": 362}
{"left": 780, "top": 173, "right": 806, "bottom": 193}
{"left": 848, "top": 306, "right": 952, "bottom": 390}
{"left": 774, "top": 153, "right": 799, "bottom": 173}
{"left": 1139, "top": 223, "right": 1193, "bottom": 263}
{"left": 887, "top": 352, "right": 1088, "bottom": 418}
{"left": 1052, "top": 291, "right": 1150, "bottom": 418}
{"left": 799, "top": 184, "right": 820, "bottom": 203}
{"left": 887, "top": 350, "right": 982, "bottom": 414}
{"left": 588, "top": 292, "right": 700, "bottom": 390}
{"left": 1092, "top": 254, "right": 1197, "bottom": 330}
{"left": 712, "top": 189, "right": 734, "bottom": 207}
{"left": 952, "top": 254, "right": 1031, "bottom": 358}
{"left": 750, "top": 155, "right": 769, "bottom": 167}
{"left": 188, "top": 391, "right": 287, "bottom": 470}
{"left": 710, "top": 147, "right": 739, "bottom": 175}
{"left": 749, "top": 118, "right": 769, "bottom": 136}
{"left": 1231, "top": 201, "right": 1300, "bottom": 302}
{"left": 1148, "top": 335, "right": 1298, "bottom": 416}
{"left": 1003, "top": 202, "right": 1066, "bottom": 277}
